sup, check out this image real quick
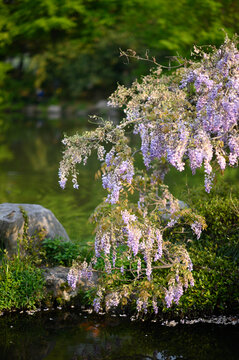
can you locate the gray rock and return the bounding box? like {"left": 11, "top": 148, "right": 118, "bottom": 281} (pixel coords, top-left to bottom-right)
{"left": 43, "top": 266, "right": 98, "bottom": 303}
{"left": 47, "top": 105, "right": 62, "bottom": 114}
{"left": 47, "top": 105, "right": 62, "bottom": 120}
{"left": 0, "top": 203, "right": 69, "bottom": 255}
{"left": 43, "top": 266, "right": 75, "bottom": 302}
{"left": 159, "top": 200, "right": 188, "bottom": 221}
{"left": 24, "top": 105, "right": 37, "bottom": 117}
{"left": 178, "top": 200, "right": 188, "bottom": 210}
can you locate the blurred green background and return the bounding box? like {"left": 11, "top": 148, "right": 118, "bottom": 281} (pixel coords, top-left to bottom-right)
{"left": 0, "top": 0, "right": 239, "bottom": 106}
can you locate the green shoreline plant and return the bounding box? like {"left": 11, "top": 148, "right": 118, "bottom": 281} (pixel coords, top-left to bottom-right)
{"left": 0, "top": 207, "right": 46, "bottom": 312}
{"left": 59, "top": 35, "right": 239, "bottom": 316}
{"left": 0, "top": 207, "right": 85, "bottom": 312}
{"left": 42, "top": 237, "right": 81, "bottom": 267}
{"left": 0, "top": 254, "right": 45, "bottom": 311}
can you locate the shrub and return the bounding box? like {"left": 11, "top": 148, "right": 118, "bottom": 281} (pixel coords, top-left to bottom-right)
{"left": 0, "top": 209, "right": 46, "bottom": 312}
{"left": 0, "top": 254, "right": 45, "bottom": 311}
{"left": 184, "top": 183, "right": 239, "bottom": 263}
{"left": 160, "top": 244, "right": 239, "bottom": 318}
{"left": 42, "top": 238, "right": 80, "bottom": 267}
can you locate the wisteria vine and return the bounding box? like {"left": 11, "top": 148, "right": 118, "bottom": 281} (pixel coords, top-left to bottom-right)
{"left": 59, "top": 35, "right": 239, "bottom": 315}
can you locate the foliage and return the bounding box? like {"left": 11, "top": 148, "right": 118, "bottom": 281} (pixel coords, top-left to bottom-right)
{"left": 17, "top": 206, "right": 47, "bottom": 266}
{"left": 60, "top": 36, "right": 239, "bottom": 316}
{"left": 185, "top": 186, "right": 239, "bottom": 264}
{"left": 42, "top": 237, "right": 81, "bottom": 267}
{"left": 0, "top": 207, "right": 46, "bottom": 311}
{"left": 1, "top": 0, "right": 239, "bottom": 102}
{"left": 176, "top": 244, "right": 239, "bottom": 316}
{"left": 164, "top": 188, "right": 239, "bottom": 316}
{"left": 0, "top": 62, "right": 12, "bottom": 108}
{"left": 0, "top": 253, "right": 45, "bottom": 311}
{"left": 190, "top": 196, "right": 239, "bottom": 244}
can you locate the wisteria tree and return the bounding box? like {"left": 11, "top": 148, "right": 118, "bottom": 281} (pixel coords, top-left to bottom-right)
{"left": 59, "top": 35, "right": 239, "bottom": 314}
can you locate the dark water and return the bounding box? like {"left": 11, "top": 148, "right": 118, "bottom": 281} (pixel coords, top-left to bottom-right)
{"left": 0, "top": 113, "right": 238, "bottom": 244}
{"left": 0, "top": 311, "right": 238, "bottom": 360}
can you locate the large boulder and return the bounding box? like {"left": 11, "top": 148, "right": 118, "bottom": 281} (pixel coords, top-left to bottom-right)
{"left": 0, "top": 203, "right": 69, "bottom": 255}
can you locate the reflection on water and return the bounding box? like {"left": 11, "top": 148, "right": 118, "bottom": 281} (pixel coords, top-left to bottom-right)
{"left": 0, "top": 114, "right": 105, "bottom": 242}
{"left": 0, "top": 311, "right": 238, "bottom": 360}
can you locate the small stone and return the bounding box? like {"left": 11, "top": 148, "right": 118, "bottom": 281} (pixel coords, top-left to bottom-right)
{"left": 167, "top": 320, "right": 177, "bottom": 327}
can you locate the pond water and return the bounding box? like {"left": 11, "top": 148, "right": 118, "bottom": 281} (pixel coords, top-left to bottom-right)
{"left": 0, "top": 310, "right": 238, "bottom": 360}
{"left": 0, "top": 112, "right": 238, "bottom": 244}
{"left": 0, "top": 113, "right": 106, "bottom": 243}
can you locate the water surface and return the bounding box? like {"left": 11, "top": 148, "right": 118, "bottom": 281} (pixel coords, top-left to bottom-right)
{"left": 0, "top": 114, "right": 105, "bottom": 242}
{"left": 0, "top": 311, "right": 238, "bottom": 360}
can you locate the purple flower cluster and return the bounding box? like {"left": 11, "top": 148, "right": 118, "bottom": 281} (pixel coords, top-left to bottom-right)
{"left": 135, "top": 123, "right": 151, "bottom": 168}
{"left": 152, "top": 299, "right": 158, "bottom": 314}
{"left": 180, "top": 38, "right": 239, "bottom": 185}
{"left": 121, "top": 38, "right": 239, "bottom": 194}
{"left": 121, "top": 210, "right": 164, "bottom": 280}
{"left": 136, "top": 298, "right": 143, "bottom": 312}
{"left": 67, "top": 269, "right": 78, "bottom": 290}
{"left": 105, "top": 292, "right": 121, "bottom": 311}
{"left": 93, "top": 298, "right": 101, "bottom": 313}
{"left": 105, "top": 260, "right": 112, "bottom": 274}
{"left": 165, "top": 282, "right": 184, "bottom": 308}
{"left": 94, "top": 231, "right": 112, "bottom": 258}
{"left": 121, "top": 210, "right": 142, "bottom": 256}
{"left": 126, "top": 225, "right": 142, "bottom": 256}
{"left": 67, "top": 261, "right": 94, "bottom": 291}
{"left": 154, "top": 229, "right": 163, "bottom": 261}
{"left": 143, "top": 299, "right": 148, "bottom": 314}
{"left": 58, "top": 169, "right": 67, "bottom": 189}
{"left": 191, "top": 221, "right": 202, "bottom": 240}
{"left": 102, "top": 155, "right": 134, "bottom": 204}
{"left": 78, "top": 261, "right": 93, "bottom": 281}
{"left": 229, "top": 134, "right": 239, "bottom": 166}
{"left": 122, "top": 210, "right": 137, "bottom": 224}
{"left": 165, "top": 287, "right": 174, "bottom": 308}
{"left": 136, "top": 297, "right": 149, "bottom": 314}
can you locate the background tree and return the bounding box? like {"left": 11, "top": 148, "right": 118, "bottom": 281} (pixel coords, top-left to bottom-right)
{"left": 0, "top": 0, "right": 239, "bottom": 105}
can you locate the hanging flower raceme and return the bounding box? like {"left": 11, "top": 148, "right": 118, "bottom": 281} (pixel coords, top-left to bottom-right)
{"left": 179, "top": 36, "right": 239, "bottom": 187}
{"left": 102, "top": 155, "right": 134, "bottom": 204}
